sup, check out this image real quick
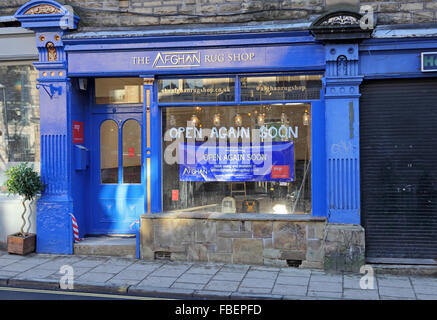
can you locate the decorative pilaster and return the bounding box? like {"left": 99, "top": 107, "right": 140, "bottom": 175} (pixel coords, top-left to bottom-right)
{"left": 310, "top": 11, "right": 372, "bottom": 224}
{"left": 15, "top": 0, "right": 79, "bottom": 254}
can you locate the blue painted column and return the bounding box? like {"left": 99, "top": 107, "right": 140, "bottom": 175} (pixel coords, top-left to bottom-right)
{"left": 324, "top": 43, "right": 362, "bottom": 224}
{"left": 15, "top": 0, "right": 80, "bottom": 254}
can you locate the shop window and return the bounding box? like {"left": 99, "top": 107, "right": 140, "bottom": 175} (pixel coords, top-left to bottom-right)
{"left": 95, "top": 78, "right": 143, "bottom": 104}
{"left": 0, "top": 64, "right": 40, "bottom": 196}
{"left": 162, "top": 103, "right": 311, "bottom": 214}
{"left": 100, "top": 120, "right": 119, "bottom": 184}
{"left": 240, "top": 75, "right": 322, "bottom": 101}
{"left": 158, "top": 78, "right": 235, "bottom": 103}
{"left": 122, "top": 119, "right": 141, "bottom": 184}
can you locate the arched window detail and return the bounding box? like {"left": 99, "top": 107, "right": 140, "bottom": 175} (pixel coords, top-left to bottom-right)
{"left": 100, "top": 120, "right": 118, "bottom": 184}
{"left": 122, "top": 119, "right": 141, "bottom": 184}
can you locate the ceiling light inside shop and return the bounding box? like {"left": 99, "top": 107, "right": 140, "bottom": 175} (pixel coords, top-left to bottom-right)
{"left": 273, "top": 204, "right": 288, "bottom": 214}
{"left": 234, "top": 114, "right": 243, "bottom": 127}
{"left": 303, "top": 110, "right": 310, "bottom": 126}
{"left": 189, "top": 114, "right": 200, "bottom": 127}
{"left": 213, "top": 113, "right": 221, "bottom": 127}
{"left": 257, "top": 113, "right": 265, "bottom": 126}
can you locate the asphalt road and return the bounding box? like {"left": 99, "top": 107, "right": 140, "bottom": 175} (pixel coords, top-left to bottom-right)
{"left": 0, "top": 286, "right": 171, "bottom": 300}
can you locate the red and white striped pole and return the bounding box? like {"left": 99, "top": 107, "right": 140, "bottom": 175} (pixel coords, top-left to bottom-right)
{"left": 70, "top": 214, "right": 80, "bottom": 243}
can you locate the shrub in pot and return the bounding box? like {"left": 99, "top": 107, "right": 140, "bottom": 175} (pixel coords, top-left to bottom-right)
{"left": 3, "top": 163, "right": 44, "bottom": 255}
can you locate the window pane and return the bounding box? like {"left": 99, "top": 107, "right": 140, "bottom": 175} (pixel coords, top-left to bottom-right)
{"left": 162, "top": 104, "right": 311, "bottom": 214}
{"left": 100, "top": 120, "right": 118, "bottom": 184}
{"left": 95, "top": 78, "right": 143, "bottom": 104}
{"left": 123, "top": 119, "right": 141, "bottom": 184}
{"left": 0, "top": 64, "right": 40, "bottom": 197}
{"left": 240, "top": 75, "right": 322, "bottom": 101}
{"left": 158, "top": 78, "right": 235, "bottom": 103}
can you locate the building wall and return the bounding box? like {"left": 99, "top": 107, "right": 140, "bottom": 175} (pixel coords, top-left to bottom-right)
{"left": 2, "top": 0, "right": 437, "bottom": 28}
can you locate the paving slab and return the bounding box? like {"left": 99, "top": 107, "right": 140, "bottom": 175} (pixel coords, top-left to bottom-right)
{"left": 377, "top": 277, "right": 412, "bottom": 288}
{"left": 186, "top": 265, "right": 222, "bottom": 275}
{"left": 276, "top": 275, "right": 310, "bottom": 286}
{"left": 1, "top": 263, "right": 36, "bottom": 273}
{"left": 76, "top": 272, "right": 115, "bottom": 283}
{"left": 221, "top": 264, "right": 251, "bottom": 272}
{"left": 410, "top": 278, "right": 437, "bottom": 287}
{"left": 245, "top": 270, "right": 278, "bottom": 280}
{"left": 238, "top": 287, "right": 273, "bottom": 294}
{"left": 0, "top": 259, "right": 16, "bottom": 267}
{"left": 91, "top": 263, "right": 130, "bottom": 274}
{"left": 240, "top": 278, "right": 276, "bottom": 289}
{"left": 110, "top": 268, "right": 152, "bottom": 281}
{"left": 137, "top": 276, "right": 178, "bottom": 288}
{"left": 151, "top": 265, "right": 191, "bottom": 277}
{"left": 11, "top": 268, "right": 56, "bottom": 280}
{"left": 177, "top": 273, "right": 214, "bottom": 284}
{"left": 343, "top": 288, "right": 380, "bottom": 300}
{"left": 212, "top": 271, "right": 247, "bottom": 281}
{"left": 410, "top": 285, "right": 437, "bottom": 295}
{"left": 203, "top": 280, "right": 240, "bottom": 292}
{"left": 309, "top": 281, "right": 343, "bottom": 292}
{"left": 171, "top": 282, "right": 205, "bottom": 290}
{"left": 0, "top": 270, "right": 20, "bottom": 278}
{"left": 72, "top": 258, "right": 108, "bottom": 268}
{"left": 279, "top": 268, "right": 312, "bottom": 276}
{"left": 378, "top": 286, "right": 416, "bottom": 299}
{"left": 416, "top": 293, "right": 437, "bottom": 300}
{"left": 272, "top": 284, "right": 307, "bottom": 296}
{"left": 310, "top": 273, "right": 343, "bottom": 283}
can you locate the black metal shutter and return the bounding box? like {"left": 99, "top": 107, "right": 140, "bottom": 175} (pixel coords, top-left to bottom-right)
{"left": 360, "top": 78, "right": 437, "bottom": 264}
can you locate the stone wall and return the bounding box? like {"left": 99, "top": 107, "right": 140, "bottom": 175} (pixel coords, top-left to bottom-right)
{"left": 323, "top": 223, "right": 365, "bottom": 273}
{"left": 140, "top": 212, "right": 364, "bottom": 271}
{"left": 1, "top": 0, "right": 437, "bottom": 28}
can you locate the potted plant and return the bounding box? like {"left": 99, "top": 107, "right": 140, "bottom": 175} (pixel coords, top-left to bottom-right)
{"left": 3, "top": 163, "right": 44, "bottom": 255}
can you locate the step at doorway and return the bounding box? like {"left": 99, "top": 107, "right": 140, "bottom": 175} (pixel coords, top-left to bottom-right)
{"left": 73, "top": 235, "right": 137, "bottom": 258}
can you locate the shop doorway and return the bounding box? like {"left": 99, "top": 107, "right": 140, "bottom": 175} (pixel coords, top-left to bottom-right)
{"left": 360, "top": 78, "right": 437, "bottom": 264}
{"left": 88, "top": 111, "right": 144, "bottom": 234}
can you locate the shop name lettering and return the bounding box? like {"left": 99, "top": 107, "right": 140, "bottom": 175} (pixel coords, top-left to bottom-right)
{"left": 132, "top": 51, "right": 255, "bottom": 68}
{"left": 168, "top": 126, "right": 298, "bottom": 140}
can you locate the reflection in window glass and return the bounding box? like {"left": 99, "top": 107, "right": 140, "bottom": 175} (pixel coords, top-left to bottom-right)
{"left": 95, "top": 78, "right": 143, "bottom": 104}
{"left": 240, "top": 75, "right": 322, "bottom": 101}
{"left": 158, "top": 78, "right": 235, "bottom": 103}
{"left": 123, "top": 119, "right": 141, "bottom": 184}
{"left": 100, "top": 120, "right": 119, "bottom": 184}
{"left": 162, "top": 104, "right": 311, "bottom": 214}
{"left": 0, "top": 64, "right": 40, "bottom": 196}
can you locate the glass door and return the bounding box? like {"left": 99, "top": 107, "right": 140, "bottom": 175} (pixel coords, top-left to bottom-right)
{"left": 89, "top": 112, "right": 144, "bottom": 234}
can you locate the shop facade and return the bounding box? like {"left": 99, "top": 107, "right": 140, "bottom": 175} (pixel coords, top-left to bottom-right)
{"left": 13, "top": 0, "right": 436, "bottom": 269}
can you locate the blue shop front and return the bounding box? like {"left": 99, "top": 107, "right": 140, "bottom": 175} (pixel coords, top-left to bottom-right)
{"left": 15, "top": 1, "right": 437, "bottom": 267}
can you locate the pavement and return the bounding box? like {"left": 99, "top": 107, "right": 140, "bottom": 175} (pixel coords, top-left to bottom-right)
{"left": 0, "top": 249, "right": 436, "bottom": 300}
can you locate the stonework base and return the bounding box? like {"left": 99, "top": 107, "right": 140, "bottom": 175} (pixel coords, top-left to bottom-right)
{"left": 140, "top": 213, "right": 364, "bottom": 271}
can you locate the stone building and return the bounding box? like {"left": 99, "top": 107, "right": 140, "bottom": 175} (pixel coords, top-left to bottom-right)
{"left": 0, "top": 0, "right": 436, "bottom": 270}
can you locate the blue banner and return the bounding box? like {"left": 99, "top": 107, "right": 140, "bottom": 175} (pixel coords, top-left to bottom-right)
{"left": 179, "top": 142, "right": 294, "bottom": 182}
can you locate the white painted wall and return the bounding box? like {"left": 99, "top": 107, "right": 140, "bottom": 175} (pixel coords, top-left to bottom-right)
{"left": 0, "top": 198, "right": 37, "bottom": 247}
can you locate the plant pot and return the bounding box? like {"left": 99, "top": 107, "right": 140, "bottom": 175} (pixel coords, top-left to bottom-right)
{"left": 7, "top": 233, "right": 36, "bottom": 255}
